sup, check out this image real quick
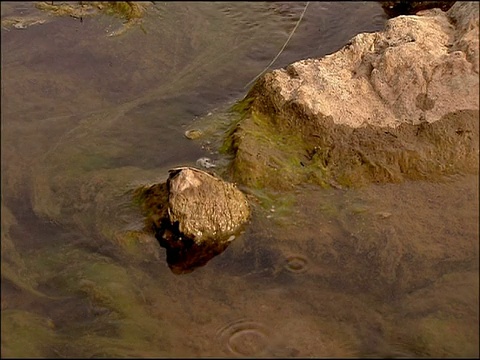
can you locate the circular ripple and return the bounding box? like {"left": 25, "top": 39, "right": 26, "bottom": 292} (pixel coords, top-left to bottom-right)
{"left": 217, "top": 319, "right": 271, "bottom": 356}
{"left": 284, "top": 255, "right": 308, "bottom": 273}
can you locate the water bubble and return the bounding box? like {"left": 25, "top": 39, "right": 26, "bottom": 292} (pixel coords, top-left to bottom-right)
{"left": 284, "top": 255, "right": 308, "bottom": 273}
{"left": 217, "top": 319, "right": 271, "bottom": 356}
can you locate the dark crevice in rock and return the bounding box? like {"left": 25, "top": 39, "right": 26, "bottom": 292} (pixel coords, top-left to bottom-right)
{"left": 379, "top": 1, "right": 456, "bottom": 18}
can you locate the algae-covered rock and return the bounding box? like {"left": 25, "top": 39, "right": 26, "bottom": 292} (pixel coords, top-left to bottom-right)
{"left": 167, "top": 167, "right": 250, "bottom": 245}
{"left": 35, "top": 1, "right": 149, "bottom": 21}
{"left": 224, "top": 1, "right": 479, "bottom": 190}
{"left": 33, "top": 1, "right": 151, "bottom": 36}
{"left": 134, "top": 167, "right": 250, "bottom": 273}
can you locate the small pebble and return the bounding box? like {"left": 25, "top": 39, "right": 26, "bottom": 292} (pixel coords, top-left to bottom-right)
{"left": 376, "top": 211, "right": 392, "bottom": 219}
{"left": 185, "top": 129, "right": 203, "bottom": 140}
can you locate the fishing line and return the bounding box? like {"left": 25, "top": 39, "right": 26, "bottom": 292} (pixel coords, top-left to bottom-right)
{"left": 243, "top": 1, "right": 310, "bottom": 90}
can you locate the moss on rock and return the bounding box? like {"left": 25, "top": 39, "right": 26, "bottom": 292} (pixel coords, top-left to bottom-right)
{"left": 223, "top": 97, "right": 478, "bottom": 190}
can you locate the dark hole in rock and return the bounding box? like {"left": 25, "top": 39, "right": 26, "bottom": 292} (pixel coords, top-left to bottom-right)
{"left": 416, "top": 92, "right": 436, "bottom": 111}
{"left": 379, "top": 1, "right": 456, "bottom": 18}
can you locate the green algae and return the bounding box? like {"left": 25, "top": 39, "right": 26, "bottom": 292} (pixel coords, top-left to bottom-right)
{"left": 35, "top": 1, "right": 149, "bottom": 22}
{"left": 223, "top": 95, "right": 479, "bottom": 191}
{"left": 100, "top": 2, "right": 146, "bottom": 21}
{"left": 247, "top": 187, "right": 297, "bottom": 222}
{"left": 1, "top": 310, "right": 58, "bottom": 358}
{"left": 1, "top": 205, "right": 49, "bottom": 300}
{"left": 387, "top": 314, "right": 479, "bottom": 358}
{"left": 16, "top": 243, "right": 173, "bottom": 357}
{"left": 31, "top": 1, "right": 151, "bottom": 37}
{"left": 2, "top": 3, "right": 477, "bottom": 357}
{"left": 73, "top": 262, "right": 171, "bottom": 354}
{"left": 224, "top": 109, "right": 330, "bottom": 190}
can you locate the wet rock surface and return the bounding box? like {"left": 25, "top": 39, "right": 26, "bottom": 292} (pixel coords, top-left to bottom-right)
{"left": 166, "top": 167, "right": 250, "bottom": 244}
{"left": 225, "top": 1, "right": 479, "bottom": 190}
{"left": 135, "top": 167, "right": 250, "bottom": 274}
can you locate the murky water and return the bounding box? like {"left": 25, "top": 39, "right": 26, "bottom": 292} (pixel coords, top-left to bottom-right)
{"left": 1, "top": 2, "right": 478, "bottom": 358}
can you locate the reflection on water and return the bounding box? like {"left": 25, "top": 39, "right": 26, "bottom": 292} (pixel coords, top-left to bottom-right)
{"left": 1, "top": 1, "right": 478, "bottom": 358}
{"left": 159, "top": 234, "right": 231, "bottom": 275}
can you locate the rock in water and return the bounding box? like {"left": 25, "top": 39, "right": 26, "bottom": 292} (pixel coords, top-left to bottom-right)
{"left": 248, "top": 1, "right": 479, "bottom": 128}
{"left": 226, "top": 1, "right": 479, "bottom": 190}
{"left": 167, "top": 167, "right": 250, "bottom": 245}
{"left": 184, "top": 129, "right": 203, "bottom": 140}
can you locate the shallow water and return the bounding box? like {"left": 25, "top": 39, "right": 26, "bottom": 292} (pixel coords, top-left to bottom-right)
{"left": 1, "top": 1, "right": 478, "bottom": 358}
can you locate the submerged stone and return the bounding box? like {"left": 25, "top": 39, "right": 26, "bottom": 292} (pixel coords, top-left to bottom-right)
{"left": 167, "top": 167, "right": 250, "bottom": 245}
{"left": 135, "top": 167, "right": 250, "bottom": 273}
{"left": 196, "top": 157, "right": 216, "bottom": 169}
{"left": 185, "top": 129, "right": 203, "bottom": 140}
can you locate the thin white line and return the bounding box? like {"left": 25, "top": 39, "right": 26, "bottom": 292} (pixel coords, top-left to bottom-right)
{"left": 244, "top": 1, "right": 310, "bottom": 90}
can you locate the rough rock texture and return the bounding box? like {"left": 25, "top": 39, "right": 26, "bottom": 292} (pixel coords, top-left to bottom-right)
{"left": 135, "top": 167, "right": 250, "bottom": 273}
{"left": 226, "top": 1, "right": 479, "bottom": 190}
{"left": 167, "top": 167, "right": 250, "bottom": 244}
{"left": 249, "top": 1, "right": 478, "bottom": 129}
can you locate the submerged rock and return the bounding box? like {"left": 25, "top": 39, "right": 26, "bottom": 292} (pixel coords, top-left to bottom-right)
{"left": 225, "top": 1, "right": 479, "bottom": 190}
{"left": 135, "top": 167, "right": 250, "bottom": 273}
{"left": 184, "top": 129, "right": 203, "bottom": 140}
{"left": 33, "top": 1, "right": 151, "bottom": 36}
{"left": 167, "top": 167, "right": 250, "bottom": 245}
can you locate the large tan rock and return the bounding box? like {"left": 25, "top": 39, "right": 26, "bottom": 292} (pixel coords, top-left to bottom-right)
{"left": 248, "top": 1, "right": 478, "bottom": 129}
{"left": 226, "top": 2, "right": 479, "bottom": 190}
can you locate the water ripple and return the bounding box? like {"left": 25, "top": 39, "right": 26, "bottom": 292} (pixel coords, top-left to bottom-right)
{"left": 284, "top": 255, "right": 309, "bottom": 273}
{"left": 217, "top": 319, "right": 271, "bottom": 356}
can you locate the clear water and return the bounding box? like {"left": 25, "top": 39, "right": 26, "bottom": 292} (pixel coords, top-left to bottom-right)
{"left": 1, "top": 2, "right": 478, "bottom": 358}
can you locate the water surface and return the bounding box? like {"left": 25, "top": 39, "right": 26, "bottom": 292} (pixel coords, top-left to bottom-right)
{"left": 1, "top": 2, "right": 478, "bottom": 358}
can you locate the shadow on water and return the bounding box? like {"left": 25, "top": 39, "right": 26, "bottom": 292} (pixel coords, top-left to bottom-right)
{"left": 1, "top": 1, "right": 478, "bottom": 358}
{"left": 159, "top": 236, "right": 231, "bottom": 275}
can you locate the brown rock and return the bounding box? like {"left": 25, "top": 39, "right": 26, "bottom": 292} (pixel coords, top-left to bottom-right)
{"left": 226, "top": 2, "right": 479, "bottom": 189}
{"left": 135, "top": 167, "right": 250, "bottom": 273}
{"left": 167, "top": 167, "right": 250, "bottom": 245}
{"left": 248, "top": 2, "right": 478, "bottom": 128}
